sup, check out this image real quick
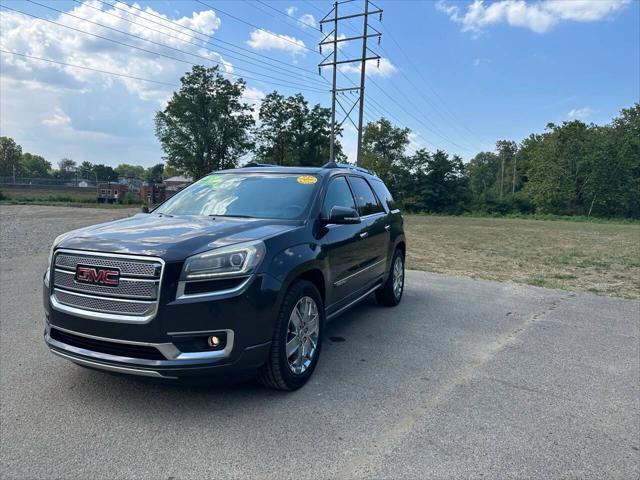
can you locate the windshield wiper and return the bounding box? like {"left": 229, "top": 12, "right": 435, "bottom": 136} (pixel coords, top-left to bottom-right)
{"left": 209, "top": 214, "right": 256, "bottom": 219}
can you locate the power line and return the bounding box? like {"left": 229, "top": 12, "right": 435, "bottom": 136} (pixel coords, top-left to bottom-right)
{"left": 196, "top": 0, "right": 318, "bottom": 54}
{"left": 1, "top": 4, "right": 327, "bottom": 94}
{"left": 79, "top": 0, "right": 328, "bottom": 87}
{"left": 0, "top": 49, "right": 179, "bottom": 87}
{"left": 252, "top": 0, "right": 323, "bottom": 32}
{"left": 109, "top": 0, "right": 325, "bottom": 79}
{"left": 24, "top": 0, "right": 325, "bottom": 92}
{"left": 0, "top": 49, "right": 266, "bottom": 103}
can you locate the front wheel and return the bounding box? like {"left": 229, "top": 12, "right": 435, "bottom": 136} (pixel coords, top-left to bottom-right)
{"left": 375, "top": 249, "right": 405, "bottom": 306}
{"left": 257, "top": 280, "right": 324, "bottom": 391}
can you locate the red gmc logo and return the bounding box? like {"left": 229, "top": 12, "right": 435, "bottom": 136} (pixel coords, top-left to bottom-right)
{"left": 75, "top": 265, "right": 120, "bottom": 287}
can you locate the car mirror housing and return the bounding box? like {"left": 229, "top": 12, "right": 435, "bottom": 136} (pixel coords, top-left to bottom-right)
{"left": 324, "top": 206, "right": 361, "bottom": 225}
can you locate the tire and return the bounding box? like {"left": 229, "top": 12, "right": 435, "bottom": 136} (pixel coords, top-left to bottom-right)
{"left": 257, "top": 280, "right": 324, "bottom": 391}
{"left": 375, "top": 248, "right": 405, "bottom": 307}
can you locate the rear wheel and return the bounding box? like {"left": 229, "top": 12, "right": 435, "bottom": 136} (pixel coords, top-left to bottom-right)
{"left": 258, "top": 280, "right": 324, "bottom": 391}
{"left": 375, "top": 249, "right": 405, "bottom": 306}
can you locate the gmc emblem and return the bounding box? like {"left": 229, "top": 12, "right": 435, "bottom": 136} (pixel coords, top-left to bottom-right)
{"left": 75, "top": 265, "right": 120, "bottom": 287}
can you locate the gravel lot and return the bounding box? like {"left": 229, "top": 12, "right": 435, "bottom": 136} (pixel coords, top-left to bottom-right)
{"left": 1, "top": 205, "right": 639, "bottom": 479}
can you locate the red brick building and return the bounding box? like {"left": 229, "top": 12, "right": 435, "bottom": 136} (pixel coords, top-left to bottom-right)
{"left": 140, "top": 183, "right": 166, "bottom": 205}
{"left": 96, "top": 183, "right": 127, "bottom": 204}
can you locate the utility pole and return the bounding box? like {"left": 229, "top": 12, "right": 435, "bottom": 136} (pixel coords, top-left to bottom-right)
{"left": 512, "top": 156, "right": 517, "bottom": 194}
{"left": 319, "top": 0, "right": 382, "bottom": 165}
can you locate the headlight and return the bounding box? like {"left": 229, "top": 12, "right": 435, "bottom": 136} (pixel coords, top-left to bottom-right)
{"left": 180, "top": 240, "right": 266, "bottom": 280}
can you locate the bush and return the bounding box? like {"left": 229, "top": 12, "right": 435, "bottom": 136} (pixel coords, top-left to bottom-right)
{"left": 0, "top": 187, "right": 6, "bottom": 201}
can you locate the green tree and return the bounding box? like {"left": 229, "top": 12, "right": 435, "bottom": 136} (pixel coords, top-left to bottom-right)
{"left": 145, "top": 163, "right": 165, "bottom": 183}
{"left": 78, "top": 161, "right": 94, "bottom": 180}
{"left": 0, "top": 137, "right": 23, "bottom": 178}
{"left": 115, "top": 163, "right": 146, "bottom": 179}
{"left": 56, "top": 158, "right": 77, "bottom": 180}
{"left": 361, "top": 117, "right": 410, "bottom": 197}
{"left": 495, "top": 140, "right": 518, "bottom": 198}
{"left": 155, "top": 65, "right": 254, "bottom": 179}
{"left": 93, "top": 164, "right": 118, "bottom": 182}
{"left": 254, "top": 92, "right": 342, "bottom": 166}
{"left": 20, "top": 153, "right": 51, "bottom": 178}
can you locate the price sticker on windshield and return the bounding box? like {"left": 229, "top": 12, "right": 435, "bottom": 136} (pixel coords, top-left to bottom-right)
{"left": 297, "top": 175, "right": 317, "bottom": 185}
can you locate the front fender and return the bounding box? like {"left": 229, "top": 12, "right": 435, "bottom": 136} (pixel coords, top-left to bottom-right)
{"left": 266, "top": 243, "right": 327, "bottom": 306}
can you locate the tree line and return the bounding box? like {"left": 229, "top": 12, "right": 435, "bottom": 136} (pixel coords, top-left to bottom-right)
{"left": 155, "top": 66, "right": 639, "bottom": 218}
{"left": 2, "top": 65, "right": 637, "bottom": 218}
{"left": 0, "top": 137, "right": 168, "bottom": 184}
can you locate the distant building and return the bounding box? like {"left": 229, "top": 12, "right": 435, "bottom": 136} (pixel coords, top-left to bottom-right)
{"left": 78, "top": 180, "right": 90, "bottom": 188}
{"left": 140, "top": 183, "right": 166, "bottom": 205}
{"left": 97, "top": 183, "right": 127, "bottom": 204}
{"left": 163, "top": 175, "right": 192, "bottom": 197}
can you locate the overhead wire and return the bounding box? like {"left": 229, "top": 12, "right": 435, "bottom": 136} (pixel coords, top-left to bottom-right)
{"left": 77, "top": 0, "right": 328, "bottom": 87}
{"left": 2, "top": 4, "right": 327, "bottom": 94}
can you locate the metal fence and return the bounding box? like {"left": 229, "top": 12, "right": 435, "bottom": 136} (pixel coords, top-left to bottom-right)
{"left": 0, "top": 177, "right": 144, "bottom": 188}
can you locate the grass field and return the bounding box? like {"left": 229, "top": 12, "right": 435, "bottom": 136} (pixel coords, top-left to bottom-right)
{"left": 405, "top": 215, "right": 640, "bottom": 299}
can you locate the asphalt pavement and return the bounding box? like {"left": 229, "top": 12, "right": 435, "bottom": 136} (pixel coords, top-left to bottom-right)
{"left": 1, "top": 205, "right": 638, "bottom": 479}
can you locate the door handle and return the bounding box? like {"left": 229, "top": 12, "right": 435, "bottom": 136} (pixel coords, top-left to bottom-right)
{"left": 385, "top": 225, "right": 391, "bottom": 230}
{"left": 359, "top": 232, "right": 369, "bottom": 239}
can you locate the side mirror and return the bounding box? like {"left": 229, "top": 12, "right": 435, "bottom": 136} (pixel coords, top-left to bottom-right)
{"left": 323, "top": 206, "right": 361, "bottom": 225}
{"left": 141, "top": 205, "right": 150, "bottom": 213}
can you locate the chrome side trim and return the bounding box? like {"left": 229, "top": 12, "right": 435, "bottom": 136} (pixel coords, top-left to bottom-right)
{"left": 333, "top": 258, "right": 386, "bottom": 287}
{"left": 50, "top": 349, "right": 175, "bottom": 379}
{"left": 327, "top": 283, "right": 381, "bottom": 321}
{"left": 175, "top": 276, "right": 252, "bottom": 300}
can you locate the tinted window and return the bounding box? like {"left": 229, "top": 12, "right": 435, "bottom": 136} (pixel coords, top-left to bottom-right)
{"left": 155, "top": 173, "right": 319, "bottom": 219}
{"left": 371, "top": 180, "right": 398, "bottom": 211}
{"left": 322, "top": 176, "right": 356, "bottom": 217}
{"left": 349, "top": 176, "right": 384, "bottom": 216}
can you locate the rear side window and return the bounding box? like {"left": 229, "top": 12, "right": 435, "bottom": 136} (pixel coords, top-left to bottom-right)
{"left": 371, "top": 180, "right": 399, "bottom": 211}
{"left": 322, "top": 176, "right": 356, "bottom": 218}
{"left": 349, "top": 176, "right": 385, "bottom": 216}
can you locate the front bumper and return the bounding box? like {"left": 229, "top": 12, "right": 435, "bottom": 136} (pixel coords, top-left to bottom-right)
{"left": 44, "top": 271, "right": 282, "bottom": 378}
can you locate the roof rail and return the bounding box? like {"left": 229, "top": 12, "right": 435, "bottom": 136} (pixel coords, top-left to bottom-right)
{"left": 322, "top": 161, "right": 375, "bottom": 176}
{"left": 243, "top": 162, "right": 279, "bottom": 168}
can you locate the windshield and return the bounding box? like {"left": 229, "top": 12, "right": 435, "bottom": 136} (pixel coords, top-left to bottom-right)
{"left": 154, "top": 173, "right": 320, "bottom": 219}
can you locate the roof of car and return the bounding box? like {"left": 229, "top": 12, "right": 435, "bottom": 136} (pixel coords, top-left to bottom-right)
{"left": 214, "top": 162, "right": 380, "bottom": 180}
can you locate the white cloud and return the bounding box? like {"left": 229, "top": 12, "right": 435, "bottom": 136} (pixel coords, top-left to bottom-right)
{"left": 436, "top": 0, "right": 630, "bottom": 34}
{"left": 0, "top": 2, "right": 227, "bottom": 166}
{"left": 567, "top": 107, "right": 593, "bottom": 119}
{"left": 299, "top": 13, "right": 317, "bottom": 28}
{"left": 42, "top": 108, "right": 71, "bottom": 127}
{"left": 338, "top": 57, "right": 397, "bottom": 78}
{"left": 472, "top": 57, "right": 490, "bottom": 66}
{"left": 246, "top": 29, "right": 306, "bottom": 55}
{"left": 286, "top": 6, "right": 298, "bottom": 16}
{"left": 0, "top": 2, "right": 224, "bottom": 102}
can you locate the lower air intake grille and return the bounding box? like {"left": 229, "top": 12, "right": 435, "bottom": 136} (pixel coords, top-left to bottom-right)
{"left": 50, "top": 328, "right": 165, "bottom": 360}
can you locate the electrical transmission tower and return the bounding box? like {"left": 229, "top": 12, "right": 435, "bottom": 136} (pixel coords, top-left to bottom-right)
{"left": 318, "top": 0, "right": 383, "bottom": 165}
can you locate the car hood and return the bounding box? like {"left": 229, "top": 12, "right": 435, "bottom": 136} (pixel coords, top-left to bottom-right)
{"left": 57, "top": 213, "right": 301, "bottom": 262}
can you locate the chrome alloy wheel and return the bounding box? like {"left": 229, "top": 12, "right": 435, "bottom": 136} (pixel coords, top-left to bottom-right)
{"left": 286, "top": 296, "right": 320, "bottom": 374}
{"left": 392, "top": 256, "right": 404, "bottom": 300}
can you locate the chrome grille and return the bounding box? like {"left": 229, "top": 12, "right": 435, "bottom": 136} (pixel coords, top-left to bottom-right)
{"left": 53, "top": 269, "right": 157, "bottom": 299}
{"left": 53, "top": 290, "right": 155, "bottom": 316}
{"left": 50, "top": 249, "right": 163, "bottom": 323}
{"left": 55, "top": 253, "right": 160, "bottom": 277}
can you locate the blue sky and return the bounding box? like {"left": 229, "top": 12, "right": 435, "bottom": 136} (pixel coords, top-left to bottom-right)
{"left": 1, "top": 0, "right": 638, "bottom": 168}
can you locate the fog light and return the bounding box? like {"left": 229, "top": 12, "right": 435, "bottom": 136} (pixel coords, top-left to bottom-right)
{"left": 208, "top": 335, "right": 221, "bottom": 348}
